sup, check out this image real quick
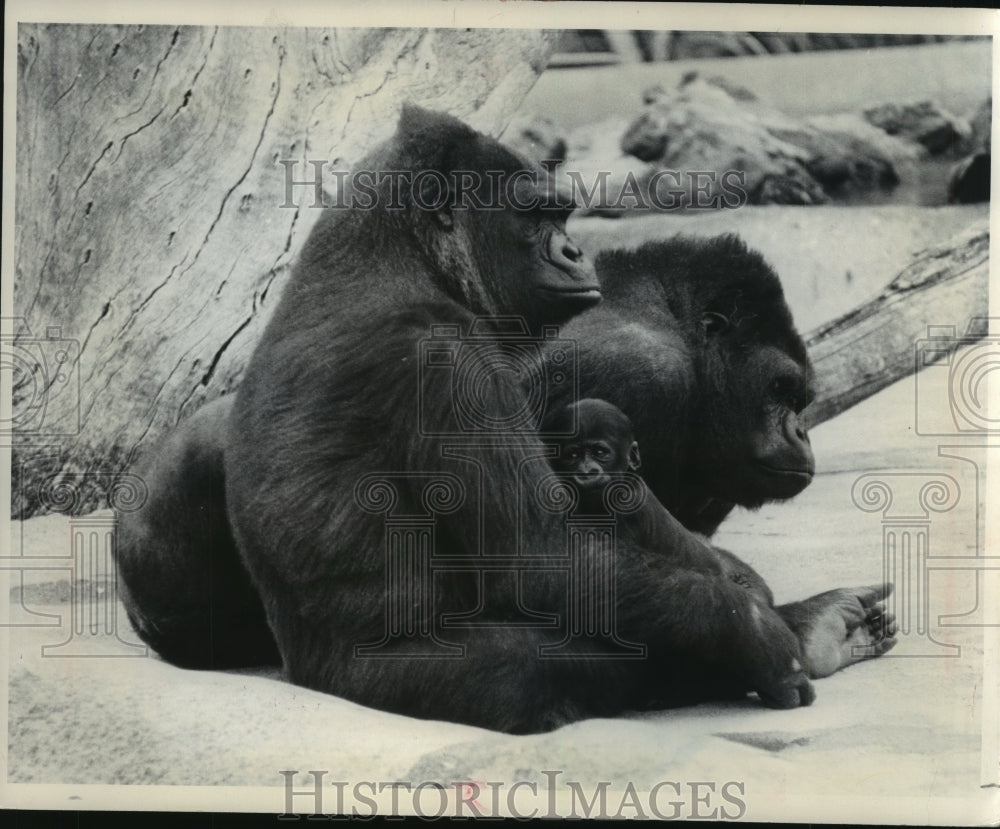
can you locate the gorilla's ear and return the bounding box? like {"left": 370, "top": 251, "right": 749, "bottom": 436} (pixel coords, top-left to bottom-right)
{"left": 396, "top": 104, "right": 477, "bottom": 229}
{"left": 702, "top": 311, "right": 730, "bottom": 335}
{"left": 628, "top": 441, "right": 642, "bottom": 472}
{"left": 417, "top": 169, "right": 454, "bottom": 230}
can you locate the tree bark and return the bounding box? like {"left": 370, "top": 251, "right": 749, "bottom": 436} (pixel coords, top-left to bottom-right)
{"left": 803, "top": 220, "right": 989, "bottom": 428}
{"left": 12, "top": 24, "right": 556, "bottom": 517}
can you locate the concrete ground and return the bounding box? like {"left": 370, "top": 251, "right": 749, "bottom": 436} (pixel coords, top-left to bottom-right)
{"left": 4, "top": 203, "right": 996, "bottom": 822}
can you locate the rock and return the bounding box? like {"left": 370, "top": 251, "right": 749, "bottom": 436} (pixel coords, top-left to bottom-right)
{"left": 964, "top": 98, "right": 991, "bottom": 154}
{"left": 620, "top": 110, "right": 669, "bottom": 162}
{"left": 561, "top": 119, "right": 663, "bottom": 216}
{"left": 679, "top": 71, "right": 757, "bottom": 102}
{"left": 753, "top": 172, "right": 829, "bottom": 206}
{"left": 555, "top": 156, "right": 663, "bottom": 217}
{"left": 970, "top": 99, "right": 992, "bottom": 145}
{"left": 641, "top": 84, "right": 668, "bottom": 105}
{"left": 945, "top": 98, "right": 990, "bottom": 204}
{"left": 948, "top": 153, "right": 990, "bottom": 203}
{"left": 863, "top": 101, "right": 971, "bottom": 155}
{"left": 567, "top": 116, "right": 632, "bottom": 162}
{"left": 501, "top": 115, "right": 567, "bottom": 165}
{"left": 805, "top": 146, "right": 899, "bottom": 196}
{"left": 807, "top": 157, "right": 852, "bottom": 189}
{"left": 601, "top": 77, "right": 899, "bottom": 212}
{"left": 806, "top": 113, "right": 926, "bottom": 163}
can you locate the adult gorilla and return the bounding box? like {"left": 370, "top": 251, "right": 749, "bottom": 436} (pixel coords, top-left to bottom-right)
{"left": 117, "top": 106, "right": 894, "bottom": 733}
{"left": 559, "top": 235, "right": 817, "bottom": 536}
{"left": 552, "top": 235, "right": 896, "bottom": 680}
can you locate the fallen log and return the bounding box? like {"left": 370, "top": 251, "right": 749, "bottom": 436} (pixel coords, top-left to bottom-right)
{"left": 804, "top": 220, "right": 989, "bottom": 427}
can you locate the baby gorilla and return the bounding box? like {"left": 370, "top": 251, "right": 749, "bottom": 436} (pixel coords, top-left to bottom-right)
{"left": 546, "top": 400, "right": 746, "bottom": 578}
{"left": 545, "top": 400, "right": 727, "bottom": 575}
{"left": 545, "top": 399, "right": 898, "bottom": 689}
{"left": 545, "top": 398, "right": 641, "bottom": 513}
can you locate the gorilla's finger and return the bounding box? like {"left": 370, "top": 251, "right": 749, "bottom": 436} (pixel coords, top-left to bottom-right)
{"left": 880, "top": 612, "right": 898, "bottom": 637}
{"left": 852, "top": 583, "right": 893, "bottom": 608}
{"left": 870, "top": 635, "right": 897, "bottom": 657}
{"left": 759, "top": 675, "right": 815, "bottom": 709}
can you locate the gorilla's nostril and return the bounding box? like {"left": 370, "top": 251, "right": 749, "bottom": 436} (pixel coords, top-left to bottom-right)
{"left": 563, "top": 242, "right": 582, "bottom": 262}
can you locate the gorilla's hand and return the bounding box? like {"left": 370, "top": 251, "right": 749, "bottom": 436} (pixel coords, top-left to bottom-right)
{"left": 778, "top": 584, "right": 897, "bottom": 679}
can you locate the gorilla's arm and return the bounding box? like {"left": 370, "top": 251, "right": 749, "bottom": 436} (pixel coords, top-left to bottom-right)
{"left": 614, "top": 536, "right": 814, "bottom": 709}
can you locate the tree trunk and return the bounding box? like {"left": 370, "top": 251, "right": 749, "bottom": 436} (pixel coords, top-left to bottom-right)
{"left": 12, "top": 24, "right": 556, "bottom": 517}
{"left": 804, "top": 220, "right": 989, "bottom": 428}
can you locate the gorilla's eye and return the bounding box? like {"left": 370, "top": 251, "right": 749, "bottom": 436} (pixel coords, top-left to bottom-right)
{"left": 524, "top": 210, "right": 544, "bottom": 234}
{"left": 771, "top": 376, "right": 810, "bottom": 412}
{"left": 702, "top": 311, "right": 730, "bottom": 334}
{"left": 770, "top": 377, "right": 799, "bottom": 404}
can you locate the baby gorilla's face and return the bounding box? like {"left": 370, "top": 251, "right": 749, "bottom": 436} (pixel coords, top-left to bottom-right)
{"left": 555, "top": 438, "right": 628, "bottom": 490}
{"left": 545, "top": 399, "right": 642, "bottom": 496}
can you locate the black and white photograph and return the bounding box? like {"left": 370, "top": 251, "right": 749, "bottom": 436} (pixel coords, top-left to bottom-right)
{"left": 2, "top": 1, "right": 997, "bottom": 822}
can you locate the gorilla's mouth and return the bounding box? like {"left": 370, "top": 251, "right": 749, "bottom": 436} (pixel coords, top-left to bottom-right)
{"left": 537, "top": 286, "right": 603, "bottom": 304}
{"left": 756, "top": 463, "right": 814, "bottom": 487}
{"left": 572, "top": 473, "right": 609, "bottom": 488}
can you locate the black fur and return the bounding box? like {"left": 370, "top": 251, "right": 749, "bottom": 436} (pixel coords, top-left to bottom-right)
{"left": 116, "top": 396, "right": 279, "bottom": 668}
